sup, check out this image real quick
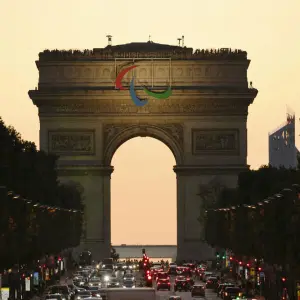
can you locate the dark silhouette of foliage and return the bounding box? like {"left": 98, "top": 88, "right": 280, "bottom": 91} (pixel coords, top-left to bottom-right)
{"left": 0, "top": 117, "right": 83, "bottom": 269}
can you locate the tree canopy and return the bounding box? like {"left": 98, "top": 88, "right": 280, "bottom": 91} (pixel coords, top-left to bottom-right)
{"left": 0, "top": 117, "right": 83, "bottom": 269}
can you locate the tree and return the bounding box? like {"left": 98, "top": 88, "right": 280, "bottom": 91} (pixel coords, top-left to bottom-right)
{"left": 110, "top": 246, "right": 119, "bottom": 262}
{"left": 0, "top": 117, "right": 84, "bottom": 269}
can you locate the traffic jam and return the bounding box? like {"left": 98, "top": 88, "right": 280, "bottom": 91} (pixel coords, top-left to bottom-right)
{"left": 141, "top": 254, "right": 252, "bottom": 299}
{"left": 41, "top": 250, "right": 256, "bottom": 300}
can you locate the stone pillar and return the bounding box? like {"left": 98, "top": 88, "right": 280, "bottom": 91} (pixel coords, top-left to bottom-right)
{"left": 174, "top": 166, "right": 239, "bottom": 261}
{"left": 58, "top": 165, "right": 113, "bottom": 261}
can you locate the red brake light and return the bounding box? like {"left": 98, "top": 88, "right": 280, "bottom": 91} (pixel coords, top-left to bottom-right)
{"left": 147, "top": 276, "right": 151, "bottom": 280}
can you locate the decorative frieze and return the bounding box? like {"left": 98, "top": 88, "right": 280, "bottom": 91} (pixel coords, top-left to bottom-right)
{"left": 192, "top": 129, "right": 239, "bottom": 155}
{"left": 103, "top": 123, "right": 184, "bottom": 149}
{"left": 38, "top": 100, "right": 248, "bottom": 116}
{"left": 48, "top": 130, "right": 95, "bottom": 156}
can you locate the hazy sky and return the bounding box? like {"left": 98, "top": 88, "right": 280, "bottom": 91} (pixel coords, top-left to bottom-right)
{"left": 1, "top": 0, "right": 300, "bottom": 245}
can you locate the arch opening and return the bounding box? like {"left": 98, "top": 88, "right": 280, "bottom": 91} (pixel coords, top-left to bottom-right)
{"left": 111, "top": 137, "right": 177, "bottom": 249}
{"left": 104, "top": 124, "right": 183, "bottom": 166}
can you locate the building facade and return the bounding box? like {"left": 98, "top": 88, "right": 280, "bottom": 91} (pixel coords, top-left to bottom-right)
{"left": 269, "top": 114, "right": 297, "bottom": 168}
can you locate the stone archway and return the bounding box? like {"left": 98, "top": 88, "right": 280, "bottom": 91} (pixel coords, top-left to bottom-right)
{"left": 103, "top": 123, "right": 184, "bottom": 165}
{"left": 29, "top": 42, "right": 258, "bottom": 261}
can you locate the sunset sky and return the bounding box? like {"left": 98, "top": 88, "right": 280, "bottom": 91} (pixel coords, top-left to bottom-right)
{"left": 1, "top": 0, "right": 300, "bottom": 245}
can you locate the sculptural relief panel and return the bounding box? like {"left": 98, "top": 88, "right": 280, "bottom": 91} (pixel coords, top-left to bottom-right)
{"left": 192, "top": 129, "right": 240, "bottom": 155}
{"left": 48, "top": 129, "right": 95, "bottom": 156}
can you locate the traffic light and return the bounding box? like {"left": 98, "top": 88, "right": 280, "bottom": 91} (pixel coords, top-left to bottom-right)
{"left": 222, "top": 255, "right": 226, "bottom": 260}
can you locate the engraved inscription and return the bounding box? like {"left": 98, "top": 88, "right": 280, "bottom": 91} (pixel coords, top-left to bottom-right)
{"left": 192, "top": 129, "right": 239, "bottom": 155}
{"left": 48, "top": 130, "right": 95, "bottom": 155}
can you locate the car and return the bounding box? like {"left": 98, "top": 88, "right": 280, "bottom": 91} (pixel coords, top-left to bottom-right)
{"left": 223, "top": 287, "right": 243, "bottom": 300}
{"left": 206, "top": 276, "right": 219, "bottom": 289}
{"left": 157, "top": 279, "right": 171, "bottom": 291}
{"left": 123, "top": 273, "right": 135, "bottom": 281}
{"left": 174, "top": 276, "right": 190, "bottom": 292}
{"left": 45, "top": 294, "right": 65, "bottom": 300}
{"left": 46, "top": 285, "right": 71, "bottom": 300}
{"left": 202, "top": 271, "right": 213, "bottom": 282}
{"left": 191, "top": 284, "right": 205, "bottom": 297}
{"left": 183, "top": 263, "right": 196, "bottom": 271}
{"left": 122, "top": 279, "right": 135, "bottom": 288}
{"left": 168, "top": 297, "right": 181, "bottom": 300}
{"left": 107, "top": 278, "right": 120, "bottom": 288}
{"left": 176, "top": 267, "right": 192, "bottom": 277}
{"left": 156, "top": 272, "right": 170, "bottom": 282}
{"left": 219, "top": 283, "right": 235, "bottom": 297}
{"left": 74, "top": 291, "right": 92, "bottom": 300}
{"left": 151, "top": 267, "right": 164, "bottom": 279}
{"left": 88, "top": 277, "right": 102, "bottom": 287}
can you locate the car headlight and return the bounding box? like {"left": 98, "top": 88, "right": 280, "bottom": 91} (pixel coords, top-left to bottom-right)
{"left": 76, "top": 297, "right": 81, "bottom": 300}
{"left": 116, "top": 282, "right": 119, "bottom": 285}
{"left": 129, "top": 266, "right": 132, "bottom": 269}
{"left": 95, "top": 294, "right": 100, "bottom": 297}
{"left": 89, "top": 283, "right": 93, "bottom": 286}
{"left": 96, "top": 264, "right": 99, "bottom": 269}
{"left": 132, "top": 285, "right": 135, "bottom": 288}
{"left": 104, "top": 276, "right": 109, "bottom": 281}
{"left": 102, "top": 265, "right": 106, "bottom": 268}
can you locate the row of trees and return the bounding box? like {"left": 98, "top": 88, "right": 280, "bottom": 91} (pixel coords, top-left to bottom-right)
{"left": 204, "top": 166, "right": 300, "bottom": 299}
{"left": 205, "top": 185, "right": 300, "bottom": 264}
{"left": 0, "top": 117, "right": 84, "bottom": 269}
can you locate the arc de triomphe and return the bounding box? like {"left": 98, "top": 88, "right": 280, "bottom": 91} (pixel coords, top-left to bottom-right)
{"left": 28, "top": 42, "right": 258, "bottom": 261}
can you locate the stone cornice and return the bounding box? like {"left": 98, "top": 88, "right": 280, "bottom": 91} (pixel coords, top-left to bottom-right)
{"left": 29, "top": 88, "right": 258, "bottom": 102}
{"left": 173, "top": 164, "right": 249, "bottom": 176}
{"left": 29, "top": 89, "right": 257, "bottom": 117}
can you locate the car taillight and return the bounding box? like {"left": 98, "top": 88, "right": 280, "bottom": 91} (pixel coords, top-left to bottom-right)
{"left": 238, "top": 293, "right": 242, "bottom": 296}
{"left": 168, "top": 282, "right": 170, "bottom": 285}
{"left": 225, "top": 292, "right": 228, "bottom": 296}
{"left": 147, "top": 276, "right": 151, "bottom": 280}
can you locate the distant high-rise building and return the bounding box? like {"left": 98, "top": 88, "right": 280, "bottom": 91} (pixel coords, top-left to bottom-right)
{"left": 268, "top": 112, "right": 297, "bottom": 169}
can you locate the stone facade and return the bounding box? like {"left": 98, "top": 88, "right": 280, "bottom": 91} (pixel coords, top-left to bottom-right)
{"left": 29, "top": 42, "right": 258, "bottom": 261}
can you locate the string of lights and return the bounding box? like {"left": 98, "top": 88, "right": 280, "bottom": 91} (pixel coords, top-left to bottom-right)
{"left": 0, "top": 189, "right": 83, "bottom": 269}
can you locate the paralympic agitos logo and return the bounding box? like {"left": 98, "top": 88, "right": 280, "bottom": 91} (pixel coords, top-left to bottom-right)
{"left": 115, "top": 65, "right": 172, "bottom": 107}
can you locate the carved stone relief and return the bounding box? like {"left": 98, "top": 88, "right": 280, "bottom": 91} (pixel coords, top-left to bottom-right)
{"left": 48, "top": 130, "right": 95, "bottom": 156}
{"left": 102, "top": 68, "right": 110, "bottom": 77}
{"left": 192, "top": 129, "right": 239, "bottom": 155}
{"left": 83, "top": 68, "right": 93, "bottom": 78}
{"left": 157, "top": 68, "right": 166, "bottom": 77}
{"left": 103, "top": 123, "right": 184, "bottom": 150}
{"left": 175, "top": 68, "right": 183, "bottom": 76}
